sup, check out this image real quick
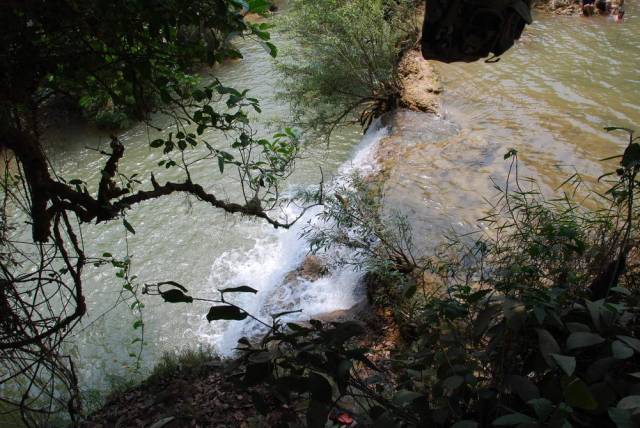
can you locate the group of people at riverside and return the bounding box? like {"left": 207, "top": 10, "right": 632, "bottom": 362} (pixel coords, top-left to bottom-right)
{"left": 581, "top": 0, "right": 625, "bottom": 19}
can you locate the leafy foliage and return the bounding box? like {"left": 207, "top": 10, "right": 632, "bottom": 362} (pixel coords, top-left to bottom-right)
{"left": 0, "top": 1, "right": 329, "bottom": 425}
{"left": 277, "top": 0, "right": 421, "bottom": 135}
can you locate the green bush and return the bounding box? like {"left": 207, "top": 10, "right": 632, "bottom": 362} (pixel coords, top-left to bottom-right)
{"left": 277, "top": 0, "right": 420, "bottom": 135}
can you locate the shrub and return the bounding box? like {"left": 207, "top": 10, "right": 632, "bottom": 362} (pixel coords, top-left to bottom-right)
{"left": 277, "top": 0, "right": 421, "bottom": 136}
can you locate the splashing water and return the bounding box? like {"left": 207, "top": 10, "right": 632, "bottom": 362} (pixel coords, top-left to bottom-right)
{"left": 202, "top": 123, "right": 390, "bottom": 355}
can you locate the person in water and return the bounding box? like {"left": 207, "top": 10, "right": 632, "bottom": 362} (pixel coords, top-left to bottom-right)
{"left": 596, "top": 0, "right": 609, "bottom": 14}
{"left": 582, "top": 0, "right": 596, "bottom": 16}
{"left": 611, "top": 0, "right": 625, "bottom": 21}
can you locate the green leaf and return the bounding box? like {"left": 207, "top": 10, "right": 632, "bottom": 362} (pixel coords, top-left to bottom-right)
{"left": 247, "top": 0, "right": 271, "bottom": 14}
{"left": 612, "top": 340, "right": 634, "bottom": 359}
{"left": 308, "top": 372, "right": 333, "bottom": 404}
{"left": 617, "top": 395, "right": 640, "bottom": 411}
{"left": 272, "top": 309, "right": 303, "bottom": 319}
{"left": 493, "top": 412, "right": 537, "bottom": 426}
{"left": 156, "top": 281, "right": 188, "bottom": 292}
{"left": 528, "top": 398, "right": 554, "bottom": 421}
{"left": 587, "top": 357, "right": 618, "bottom": 382}
{"left": 564, "top": 378, "right": 598, "bottom": 410}
{"left": 565, "top": 322, "right": 591, "bottom": 333}
{"left": 150, "top": 139, "right": 164, "bottom": 148}
{"left": 617, "top": 335, "right": 640, "bottom": 353}
{"left": 206, "top": 305, "right": 247, "bottom": 321}
{"left": 503, "top": 299, "right": 526, "bottom": 331}
{"left": 218, "top": 156, "right": 225, "bottom": 173}
{"left": 133, "top": 320, "right": 143, "bottom": 329}
{"left": 248, "top": 351, "right": 273, "bottom": 364}
{"left": 264, "top": 41, "right": 278, "bottom": 58}
{"left": 531, "top": 305, "right": 545, "bottom": 324}
{"left": 585, "top": 299, "right": 603, "bottom": 331}
{"left": 604, "top": 126, "right": 634, "bottom": 134}
{"left": 160, "top": 289, "right": 193, "bottom": 303}
{"left": 219, "top": 286, "right": 258, "bottom": 294}
{"left": 622, "top": 143, "right": 640, "bottom": 168}
{"left": 102, "top": 252, "right": 113, "bottom": 258}
{"left": 608, "top": 407, "right": 634, "bottom": 428}
{"left": 503, "top": 148, "right": 518, "bottom": 160}
{"left": 336, "top": 359, "right": 352, "bottom": 394}
{"left": 442, "top": 375, "right": 465, "bottom": 396}
{"left": 452, "top": 421, "right": 479, "bottom": 428}
{"left": 566, "top": 332, "right": 605, "bottom": 351}
{"left": 123, "top": 218, "right": 136, "bottom": 234}
{"left": 507, "top": 375, "right": 539, "bottom": 402}
{"left": 536, "top": 328, "right": 561, "bottom": 366}
{"left": 610, "top": 287, "right": 631, "bottom": 295}
{"left": 252, "top": 28, "right": 270, "bottom": 41}
{"left": 306, "top": 400, "right": 330, "bottom": 428}
{"left": 393, "top": 390, "right": 423, "bottom": 406}
{"left": 550, "top": 354, "right": 576, "bottom": 376}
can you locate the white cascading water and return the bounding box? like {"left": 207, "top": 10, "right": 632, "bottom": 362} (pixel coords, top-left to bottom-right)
{"left": 198, "top": 122, "right": 389, "bottom": 355}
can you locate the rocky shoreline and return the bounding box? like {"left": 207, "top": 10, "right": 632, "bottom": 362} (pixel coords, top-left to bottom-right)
{"left": 534, "top": 0, "right": 582, "bottom": 15}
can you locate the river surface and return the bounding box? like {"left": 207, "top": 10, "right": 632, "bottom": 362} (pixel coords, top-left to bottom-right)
{"left": 383, "top": 6, "right": 640, "bottom": 251}
{"left": 41, "top": 36, "right": 372, "bottom": 397}
{"left": 7, "top": 5, "right": 640, "bottom": 410}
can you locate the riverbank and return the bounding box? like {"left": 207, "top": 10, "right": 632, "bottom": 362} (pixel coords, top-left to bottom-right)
{"left": 534, "top": 0, "right": 582, "bottom": 15}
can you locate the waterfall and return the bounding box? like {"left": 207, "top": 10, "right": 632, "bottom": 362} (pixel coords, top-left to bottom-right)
{"left": 200, "top": 122, "right": 390, "bottom": 355}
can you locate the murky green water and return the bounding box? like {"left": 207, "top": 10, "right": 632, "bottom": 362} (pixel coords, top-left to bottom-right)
{"left": 384, "top": 7, "right": 640, "bottom": 251}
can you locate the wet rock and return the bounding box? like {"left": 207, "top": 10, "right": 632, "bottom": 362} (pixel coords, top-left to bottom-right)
{"left": 313, "top": 299, "right": 375, "bottom": 324}
{"left": 397, "top": 49, "right": 442, "bottom": 114}
{"left": 283, "top": 255, "right": 329, "bottom": 283}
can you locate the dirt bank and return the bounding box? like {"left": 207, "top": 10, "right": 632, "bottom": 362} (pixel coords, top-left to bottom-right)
{"left": 533, "top": 0, "right": 582, "bottom": 15}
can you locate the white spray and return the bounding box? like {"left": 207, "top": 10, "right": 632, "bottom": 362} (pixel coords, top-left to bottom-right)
{"left": 199, "top": 122, "right": 389, "bottom": 355}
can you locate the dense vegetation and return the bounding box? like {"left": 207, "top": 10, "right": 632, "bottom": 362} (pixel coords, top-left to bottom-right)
{"left": 0, "top": 0, "right": 305, "bottom": 425}
{"left": 291, "top": 136, "right": 640, "bottom": 427}
{"left": 277, "top": 0, "right": 421, "bottom": 135}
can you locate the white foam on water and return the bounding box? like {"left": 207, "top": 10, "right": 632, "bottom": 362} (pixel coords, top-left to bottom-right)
{"left": 199, "top": 122, "right": 389, "bottom": 355}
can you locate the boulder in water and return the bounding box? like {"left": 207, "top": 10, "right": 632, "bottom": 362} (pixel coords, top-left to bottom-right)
{"left": 283, "top": 255, "right": 329, "bottom": 283}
